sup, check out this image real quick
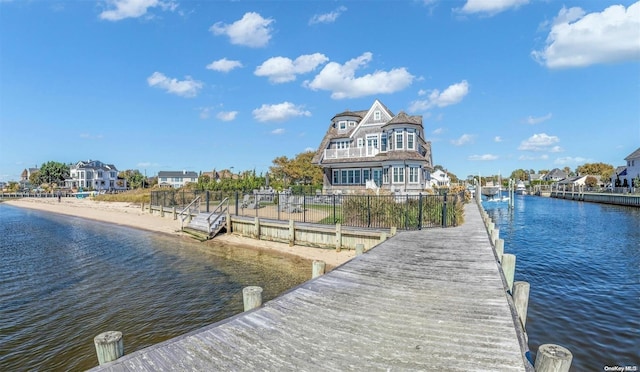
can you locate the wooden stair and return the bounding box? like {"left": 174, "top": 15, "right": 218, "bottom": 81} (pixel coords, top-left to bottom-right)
{"left": 182, "top": 212, "right": 226, "bottom": 241}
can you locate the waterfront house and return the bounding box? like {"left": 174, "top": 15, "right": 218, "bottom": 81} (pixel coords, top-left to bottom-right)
{"left": 311, "top": 99, "right": 434, "bottom": 194}
{"left": 157, "top": 170, "right": 198, "bottom": 188}
{"left": 542, "top": 168, "right": 567, "bottom": 182}
{"left": 20, "top": 166, "right": 39, "bottom": 190}
{"left": 528, "top": 173, "right": 544, "bottom": 183}
{"left": 612, "top": 147, "right": 640, "bottom": 188}
{"left": 64, "top": 160, "right": 127, "bottom": 191}
{"left": 429, "top": 169, "right": 451, "bottom": 188}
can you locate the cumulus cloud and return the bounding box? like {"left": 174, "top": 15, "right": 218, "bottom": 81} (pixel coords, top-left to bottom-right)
{"left": 468, "top": 154, "right": 499, "bottom": 161}
{"left": 147, "top": 72, "right": 203, "bottom": 97}
{"left": 252, "top": 102, "right": 311, "bottom": 122}
{"left": 271, "top": 128, "right": 285, "bottom": 135}
{"left": 99, "top": 0, "right": 178, "bottom": 21}
{"left": 518, "top": 133, "right": 561, "bottom": 151}
{"left": 217, "top": 111, "right": 238, "bottom": 121}
{"left": 532, "top": 2, "right": 640, "bottom": 68}
{"left": 210, "top": 12, "right": 274, "bottom": 48}
{"left": 526, "top": 113, "right": 552, "bottom": 125}
{"left": 206, "top": 58, "right": 243, "bottom": 73}
{"left": 304, "top": 52, "right": 414, "bottom": 99}
{"left": 555, "top": 156, "right": 589, "bottom": 165}
{"left": 457, "top": 0, "right": 529, "bottom": 16}
{"left": 432, "top": 128, "right": 444, "bottom": 135}
{"left": 309, "top": 6, "right": 347, "bottom": 25}
{"left": 518, "top": 154, "right": 549, "bottom": 161}
{"left": 494, "top": 136, "right": 502, "bottom": 142}
{"left": 255, "top": 53, "right": 329, "bottom": 83}
{"left": 451, "top": 134, "right": 475, "bottom": 146}
{"left": 409, "top": 80, "right": 469, "bottom": 112}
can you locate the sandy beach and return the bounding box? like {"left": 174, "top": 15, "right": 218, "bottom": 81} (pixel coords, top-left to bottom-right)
{"left": 2, "top": 197, "right": 355, "bottom": 268}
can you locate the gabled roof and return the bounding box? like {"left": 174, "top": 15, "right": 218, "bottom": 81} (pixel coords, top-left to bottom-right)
{"left": 73, "top": 160, "right": 118, "bottom": 171}
{"left": 157, "top": 171, "right": 198, "bottom": 178}
{"left": 624, "top": 147, "right": 640, "bottom": 161}
{"left": 383, "top": 111, "right": 422, "bottom": 126}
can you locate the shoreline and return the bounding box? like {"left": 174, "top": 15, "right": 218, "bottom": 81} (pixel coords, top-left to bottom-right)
{"left": 2, "top": 197, "right": 355, "bottom": 268}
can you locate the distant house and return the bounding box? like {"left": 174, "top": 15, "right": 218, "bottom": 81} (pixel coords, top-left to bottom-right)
{"left": 612, "top": 147, "right": 640, "bottom": 187}
{"left": 201, "top": 169, "right": 238, "bottom": 182}
{"left": 543, "top": 168, "right": 567, "bottom": 182}
{"left": 557, "top": 175, "right": 588, "bottom": 187}
{"left": 428, "top": 169, "right": 451, "bottom": 188}
{"left": 311, "top": 99, "right": 434, "bottom": 194}
{"left": 158, "top": 170, "right": 198, "bottom": 188}
{"left": 21, "top": 166, "right": 39, "bottom": 182}
{"left": 65, "top": 160, "right": 127, "bottom": 191}
{"left": 528, "top": 173, "right": 544, "bottom": 183}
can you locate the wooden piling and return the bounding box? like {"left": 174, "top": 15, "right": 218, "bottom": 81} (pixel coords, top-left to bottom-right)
{"left": 501, "top": 253, "right": 516, "bottom": 293}
{"left": 94, "top": 331, "right": 124, "bottom": 366}
{"left": 491, "top": 228, "right": 499, "bottom": 246}
{"left": 289, "top": 219, "right": 295, "bottom": 247}
{"left": 513, "top": 281, "right": 530, "bottom": 329}
{"left": 242, "top": 286, "right": 263, "bottom": 311}
{"left": 254, "top": 217, "right": 260, "bottom": 239}
{"left": 495, "top": 239, "right": 504, "bottom": 263}
{"left": 355, "top": 243, "right": 364, "bottom": 255}
{"left": 160, "top": 205, "right": 164, "bottom": 217}
{"left": 172, "top": 206, "right": 177, "bottom": 220}
{"left": 534, "top": 344, "right": 573, "bottom": 372}
{"left": 312, "top": 260, "right": 326, "bottom": 278}
{"left": 335, "top": 223, "right": 342, "bottom": 252}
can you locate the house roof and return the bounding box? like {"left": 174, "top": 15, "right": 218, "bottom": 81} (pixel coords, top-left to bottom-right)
{"left": 158, "top": 171, "right": 199, "bottom": 178}
{"left": 73, "top": 160, "right": 118, "bottom": 171}
{"left": 383, "top": 111, "right": 422, "bottom": 127}
{"left": 624, "top": 147, "right": 640, "bottom": 161}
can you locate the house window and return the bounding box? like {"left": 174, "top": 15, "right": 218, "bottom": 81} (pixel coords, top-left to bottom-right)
{"left": 110, "top": 172, "right": 116, "bottom": 178}
{"left": 333, "top": 170, "right": 339, "bottom": 184}
{"left": 374, "top": 111, "right": 381, "bottom": 121}
{"left": 396, "top": 132, "right": 403, "bottom": 150}
{"left": 381, "top": 133, "right": 387, "bottom": 152}
{"left": 349, "top": 121, "right": 356, "bottom": 127}
{"left": 409, "top": 167, "right": 419, "bottom": 183}
{"left": 339, "top": 121, "right": 347, "bottom": 130}
{"left": 357, "top": 138, "right": 363, "bottom": 147}
{"left": 393, "top": 167, "right": 405, "bottom": 183}
{"left": 336, "top": 141, "right": 350, "bottom": 149}
{"left": 363, "top": 169, "right": 370, "bottom": 183}
{"left": 383, "top": 168, "right": 389, "bottom": 184}
{"left": 407, "top": 133, "right": 415, "bottom": 150}
{"left": 97, "top": 171, "right": 103, "bottom": 178}
{"left": 341, "top": 170, "right": 348, "bottom": 184}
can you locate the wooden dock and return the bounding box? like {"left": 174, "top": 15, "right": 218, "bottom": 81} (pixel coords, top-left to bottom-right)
{"left": 92, "top": 202, "right": 530, "bottom": 371}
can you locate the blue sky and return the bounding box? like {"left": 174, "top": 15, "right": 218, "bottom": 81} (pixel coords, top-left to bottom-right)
{"left": 1, "top": 0, "right": 639, "bottom": 183}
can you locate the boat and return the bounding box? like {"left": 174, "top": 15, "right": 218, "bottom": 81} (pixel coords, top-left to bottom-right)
{"left": 481, "top": 185, "right": 501, "bottom": 197}
{"left": 515, "top": 181, "right": 527, "bottom": 195}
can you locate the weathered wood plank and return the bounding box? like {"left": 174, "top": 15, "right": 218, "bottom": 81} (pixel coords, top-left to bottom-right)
{"left": 91, "top": 203, "right": 530, "bottom": 371}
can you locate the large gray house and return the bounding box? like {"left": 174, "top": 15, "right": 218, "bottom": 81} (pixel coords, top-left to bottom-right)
{"left": 65, "top": 160, "right": 127, "bottom": 191}
{"left": 312, "top": 100, "right": 433, "bottom": 194}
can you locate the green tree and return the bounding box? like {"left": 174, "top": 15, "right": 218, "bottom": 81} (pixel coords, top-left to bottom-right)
{"left": 119, "top": 170, "right": 145, "bottom": 189}
{"left": 7, "top": 181, "right": 19, "bottom": 192}
{"left": 509, "top": 169, "right": 528, "bottom": 181}
{"left": 585, "top": 176, "right": 598, "bottom": 188}
{"left": 576, "top": 162, "right": 615, "bottom": 180}
{"left": 37, "top": 161, "right": 69, "bottom": 186}
{"left": 269, "top": 151, "right": 322, "bottom": 188}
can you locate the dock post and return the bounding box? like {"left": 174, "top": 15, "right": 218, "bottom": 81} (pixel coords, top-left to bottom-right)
{"left": 312, "top": 260, "right": 326, "bottom": 278}
{"left": 242, "top": 286, "right": 263, "bottom": 311}
{"left": 94, "top": 331, "right": 124, "bottom": 366}
{"left": 160, "top": 205, "right": 164, "bottom": 217}
{"left": 501, "top": 253, "right": 516, "bottom": 293}
{"left": 380, "top": 232, "right": 387, "bottom": 242}
{"left": 513, "top": 281, "right": 530, "bottom": 329}
{"left": 534, "top": 344, "right": 572, "bottom": 372}
{"left": 355, "top": 243, "right": 364, "bottom": 255}
{"left": 173, "top": 206, "right": 177, "bottom": 220}
{"left": 491, "top": 228, "right": 499, "bottom": 246}
{"left": 495, "top": 239, "right": 504, "bottom": 263}
{"left": 335, "top": 223, "right": 342, "bottom": 252}
{"left": 254, "top": 217, "right": 260, "bottom": 239}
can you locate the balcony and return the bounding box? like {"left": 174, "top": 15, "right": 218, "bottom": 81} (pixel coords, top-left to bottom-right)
{"left": 324, "top": 147, "right": 378, "bottom": 160}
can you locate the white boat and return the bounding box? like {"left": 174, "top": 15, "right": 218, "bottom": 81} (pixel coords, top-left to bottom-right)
{"left": 515, "top": 181, "right": 527, "bottom": 195}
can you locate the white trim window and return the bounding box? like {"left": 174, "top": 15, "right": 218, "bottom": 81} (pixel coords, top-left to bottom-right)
{"left": 335, "top": 140, "right": 350, "bottom": 149}
{"left": 374, "top": 111, "right": 381, "bottom": 121}
{"left": 393, "top": 166, "right": 404, "bottom": 183}
{"left": 381, "top": 133, "right": 387, "bottom": 152}
{"left": 338, "top": 121, "right": 347, "bottom": 130}
{"left": 357, "top": 138, "right": 364, "bottom": 147}
{"left": 383, "top": 168, "right": 389, "bottom": 184}
{"left": 332, "top": 169, "right": 362, "bottom": 185}
{"left": 408, "top": 166, "right": 419, "bottom": 183}
{"left": 395, "top": 132, "right": 403, "bottom": 150}
{"left": 407, "top": 132, "right": 415, "bottom": 150}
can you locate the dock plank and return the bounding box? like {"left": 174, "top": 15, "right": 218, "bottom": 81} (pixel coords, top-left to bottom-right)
{"left": 92, "top": 203, "right": 529, "bottom": 371}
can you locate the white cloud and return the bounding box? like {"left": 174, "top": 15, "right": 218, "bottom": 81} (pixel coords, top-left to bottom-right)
{"left": 147, "top": 72, "right": 203, "bottom": 97}
{"left": 210, "top": 12, "right": 274, "bottom": 48}
{"left": 271, "top": 128, "right": 285, "bottom": 135}
{"left": 206, "top": 58, "right": 243, "bottom": 73}
{"left": 518, "top": 133, "right": 560, "bottom": 151}
{"left": 409, "top": 80, "right": 469, "bottom": 112}
{"left": 309, "top": 6, "right": 347, "bottom": 25}
{"left": 252, "top": 102, "right": 311, "bottom": 122}
{"left": 304, "top": 52, "right": 414, "bottom": 99}
{"left": 457, "top": 0, "right": 529, "bottom": 16}
{"left": 255, "top": 53, "right": 329, "bottom": 83}
{"left": 532, "top": 2, "right": 640, "bottom": 68}
{"left": 518, "top": 154, "right": 549, "bottom": 161}
{"left": 554, "top": 156, "right": 589, "bottom": 165}
{"left": 526, "top": 113, "right": 552, "bottom": 125}
{"left": 199, "top": 107, "right": 211, "bottom": 119}
{"left": 99, "top": 0, "right": 178, "bottom": 21}
{"left": 451, "top": 133, "right": 475, "bottom": 146}
{"left": 217, "top": 111, "right": 237, "bottom": 121}
{"left": 494, "top": 136, "right": 502, "bottom": 142}
{"left": 468, "top": 154, "right": 499, "bottom": 161}
{"left": 432, "top": 127, "right": 444, "bottom": 135}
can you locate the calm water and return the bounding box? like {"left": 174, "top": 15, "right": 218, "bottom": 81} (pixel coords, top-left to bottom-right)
{"left": 483, "top": 195, "right": 639, "bottom": 371}
{"left": 0, "top": 204, "right": 310, "bottom": 371}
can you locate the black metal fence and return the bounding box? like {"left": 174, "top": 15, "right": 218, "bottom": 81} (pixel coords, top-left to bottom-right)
{"left": 151, "top": 190, "right": 465, "bottom": 230}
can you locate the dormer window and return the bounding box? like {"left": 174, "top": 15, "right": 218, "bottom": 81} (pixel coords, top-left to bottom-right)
{"left": 338, "top": 121, "right": 347, "bottom": 130}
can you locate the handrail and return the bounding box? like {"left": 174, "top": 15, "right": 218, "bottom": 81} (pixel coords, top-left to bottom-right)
{"left": 205, "top": 197, "right": 229, "bottom": 234}
{"left": 179, "top": 195, "right": 202, "bottom": 228}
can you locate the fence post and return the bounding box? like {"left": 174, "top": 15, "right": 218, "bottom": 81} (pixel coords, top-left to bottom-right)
{"left": 367, "top": 195, "right": 371, "bottom": 228}
{"left": 254, "top": 217, "right": 260, "bottom": 239}
{"left": 418, "top": 193, "right": 423, "bottom": 230}
{"left": 289, "top": 219, "right": 295, "bottom": 246}
{"left": 442, "top": 192, "right": 448, "bottom": 228}
{"left": 355, "top": 243, "right": 364, "bottom": 255}
{"left": 206, "top": 190, "right": 210, "bottom": 213}
{"left": 312, "top": 260, "right": 325, "bottom": 278}
{"left": 333, "top": 194, "right": 337, "bottom": 223}
{"left": 242, "top": 286, "right": 263, "bottom": 311}
{"left": 335, "top": 223, "right": 342, "bottom": 252}
{"left": 235, "top": 191, "right": 239, "bottom": 216}
{"left": 303, "top": 193, "right": 307, "bottom": 223}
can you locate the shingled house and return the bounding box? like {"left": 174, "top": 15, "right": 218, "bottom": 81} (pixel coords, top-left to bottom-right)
{"left": 311, "top": 100, "right": 433, "bottom": 194}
